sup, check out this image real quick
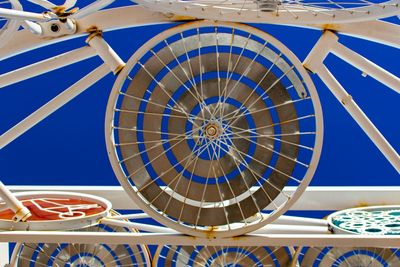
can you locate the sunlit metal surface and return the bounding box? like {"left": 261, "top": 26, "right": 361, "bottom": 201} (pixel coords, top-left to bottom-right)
{"left": 106, "top": 21, "right": 323, "bottom": 238}
{"left": 12, "top": 211, "right": 152, "bottom": 266}
{"left": 154, "top": 244, "right": 293, "bottom": 266}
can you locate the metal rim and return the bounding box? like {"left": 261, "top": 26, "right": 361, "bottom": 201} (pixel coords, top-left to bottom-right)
{"left": 133, "top": 0, "right": 400, "bottom": 25}
{"left": 0, "top": 191, "right": 111, "bottom": 231}
{"left": 298, "top": 246, "right": 400, "bottom": 267}
{"left": 328, "top": 205, "right": 400, "bottom": 235}
{"left": 11, "top": 210, "right": 152, "bottom": 267}
{"left": 0, "top": 0, "right": 21, "bottom": 48}
{"left": 106, "top": 21, "right": 323, "bottom": 238}
{"left": 153, "top": 244, "right": 294, "bottom": 266}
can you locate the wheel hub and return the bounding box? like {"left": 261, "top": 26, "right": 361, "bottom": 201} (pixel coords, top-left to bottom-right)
{"left": 205, "top": 123, "right": 220, "bottom": 139}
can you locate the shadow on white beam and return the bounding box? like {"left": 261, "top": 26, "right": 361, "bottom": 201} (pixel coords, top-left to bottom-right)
{"left": 0, "top": 231, "right": 400, "bottom": 247}
{"left": 8, "top": 186, "right": 400, "bottom": 210}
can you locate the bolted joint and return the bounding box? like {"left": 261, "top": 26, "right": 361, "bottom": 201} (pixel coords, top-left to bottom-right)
{"left": 86, "top": 26, "right": 103, "bottom": 43}
{"left": 303, "top": 30, "right": 339, "bottom": 74}
{"left": 86, "top": 28, "right": 125, "bottom": 75}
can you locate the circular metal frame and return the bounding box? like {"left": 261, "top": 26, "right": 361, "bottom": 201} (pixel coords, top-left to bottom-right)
{"left": 298, "top": 246, "right": 400, "bottom": 267}
{"left": 153, "top": 244, "right": 294, "bottom": 266}
{"left": 106, "top": 21, "right": 323, "bottom": 238}
{"left": 11, "top": 210, "right": 152, "bottom": 267}
{"left": 133, "top": 0, "right": 400, "bottom": 25}
{"left": 0, "top": 191, "right": 111, "bottom": 231}
{"left": 328, "top": 205, "right": 400, "bottom": 235}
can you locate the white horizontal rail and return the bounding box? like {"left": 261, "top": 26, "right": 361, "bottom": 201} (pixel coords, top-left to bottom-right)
{"left": 1, "top": 231, "right": 400, "bottom": 247}
{"left": 7, "top": 186, "right": 400, "bottom": 210}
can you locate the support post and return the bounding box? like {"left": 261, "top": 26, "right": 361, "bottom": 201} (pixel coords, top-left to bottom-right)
{"left": 86, "top": 29, "right": 125, "bottom": 74}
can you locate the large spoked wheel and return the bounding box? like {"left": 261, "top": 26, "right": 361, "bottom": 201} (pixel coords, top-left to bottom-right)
{"left": 0, "top": 0, "right": 21, "bottom": 48}
{"left": 154, "top": 245, "right": 294, "bottom": 266}
{"left": 298, "top": 247, "right": 400, "bottom": 267}
{"left": 106, "top": 21, "right": 323, "bottom": 238}
{"left": 133, "top": 0, "right": 400, "bottom": 25}
{"left": 11, "top": 211, "right": 152, "bottom": 266}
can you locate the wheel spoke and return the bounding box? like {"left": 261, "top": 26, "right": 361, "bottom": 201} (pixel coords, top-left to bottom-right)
{"left": 109, "top": 22, "right": 321, "bottom": 237}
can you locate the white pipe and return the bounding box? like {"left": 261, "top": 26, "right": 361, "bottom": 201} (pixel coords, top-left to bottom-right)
{"left": 23, "top": 20, "right": 43, "bottom": 35}
{"left": 317, "top": 65, "right": 400, "bottom": 173}
{"left": 0, "top": 7, "right": 50, "bottom": 21}
{"left": 100, "top": 218, "right": 178, "bottom": 233}
{"left": 252, "top": 224, "right": 329, "bottom": 235}
{"left": 7, "top": 185, "right": 400, "bottom": 210}
{"left": 306, "top": 20, "right": 400, "bottom": 49}
{"left": 0, "top": 181, "right": 30, "bottom": 222}
{"left": 71, "top": 0, "right": 115, "bottom": 19}
{"left": 331, "top": 42, "right": 400, "bottom": 94}
{"left": 0, "top": 64, "right": 110, "bottom": 149}
{"left": 108, "top": 213, "right": 150, "bottom": 220}
{"left": 1, "top": 231, "right": 400, "bottom": 247}
{"left": 0, "top": 46, "right": 96, "bottom": 88}
{"left": 86, "top": 34, "right": 125, "bottom": 74}
{"left": 273, "top": 215, "right": 327, "bottom": 227}
{"left": 0, "top": 6, "right": 171, "bottom": 61}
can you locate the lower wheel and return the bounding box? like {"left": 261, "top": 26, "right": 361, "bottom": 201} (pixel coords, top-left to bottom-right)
{"left": 154, "top": 244, "right": 294, "bottom": 266}
{"left": 299, "top": 247, "right": 400, "bottom": 267}
{"left": 106, "top": 21, "right": 323, "bottom": 237}
{"left": 11, "top": 211, "right": 152, "bottom": 266}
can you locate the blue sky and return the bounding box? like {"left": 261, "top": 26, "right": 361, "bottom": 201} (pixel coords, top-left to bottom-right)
{"left": 0, "top": 1, "right": 399, "bottom": 187}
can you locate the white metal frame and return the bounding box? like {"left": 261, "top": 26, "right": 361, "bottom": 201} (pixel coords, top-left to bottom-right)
{"left": 303, "top": 30, "right": 400, "bottom": 173}
{"left": 133, "top": 0, "right": 400, "bottom": 25}
{"left": 105, "top": 19, "right": 324, "bottom": 238}
{"left": 0, "top": 1, "right": 399, "bottom": 263}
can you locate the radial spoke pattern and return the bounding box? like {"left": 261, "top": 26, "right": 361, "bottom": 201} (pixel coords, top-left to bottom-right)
{"left": 108, "top": 22, "right": 322, "bottom": 237}
{"left": 328, "top": 206, "right": 400, "bottom": 235}
{"left": 154, "top": 245, "right": 293, "bottom": 266}
{"left": 13, "top": 212, "right": 152, "bottom": 266}
{"left": 133, "top": 0, "right": 399, "bottom": 24}
{"left": 299, "top": 247, "right": 400, "bottom": 267}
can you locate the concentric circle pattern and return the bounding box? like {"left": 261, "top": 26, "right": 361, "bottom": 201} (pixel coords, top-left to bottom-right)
{"left": 154, "top": 245, "right": 293, "bottom": 266}
{"left": 299, "top": 247, "right": 400, "bottom": 267}
{"left": 133, "top": 0, "right": 400, "bottom": 24}
{"left": 107, "top": 21, "right": 323, "bottom": 237}
{"left": 13, "top": 213, "right": 152, "bottom": 266}
{"left": 328, "top": 206, "right": 400, "bottom": 235}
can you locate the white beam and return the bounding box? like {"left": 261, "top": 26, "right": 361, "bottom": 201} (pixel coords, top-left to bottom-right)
{"left": 0, "top": 64, "right": 110, "bottom": 149}
{"left": 0, "top": 46, "right": 97, "bottom": 88}
{"left": 0, "top": 6, "right": 170, "bottom": 61}
{"left": 6, "top": 186, "right": 400, "bottom": 210}
{"left": 0, "top": 231, "right": 400, "bottom": 247}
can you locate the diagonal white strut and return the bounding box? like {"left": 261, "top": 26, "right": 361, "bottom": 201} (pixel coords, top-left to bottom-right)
{"left": 304, "top": 30, "right": 400, "bottom": 173}
{"left": 0, "top": 64, "right": 111, "bottom": 149}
